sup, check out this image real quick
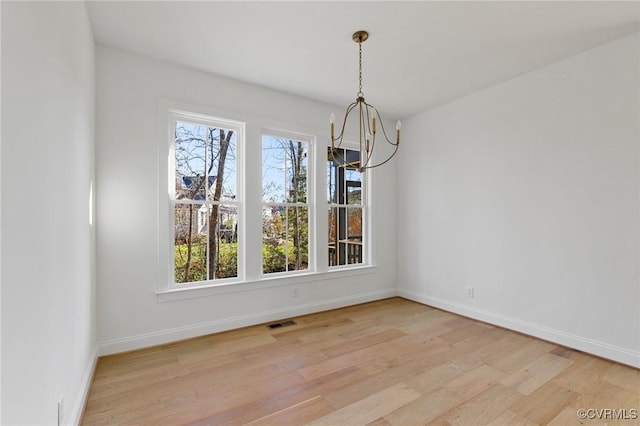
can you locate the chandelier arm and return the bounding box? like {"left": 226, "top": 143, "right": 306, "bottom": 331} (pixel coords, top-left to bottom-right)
{"left": 361, "top": 100, "right": 399, "bottom": 146}
{"left": 362, "top": 100, "right": 377, "bottom": 138}
{"left": 376, "top": 117, "right": 400, "bottom": 146}
{"left": 359, "top": 101, "right": 368, "bottom": 169}
{"left": 361, "top": 108, "right": 375, "bottom": 170}
{"left": 333, "top": 101, "right": 359, "bottom": 147}
{"left": 330, "top": 148, "right": 347, "bottom": 168}
{"left": 361, "top": 141, "right": 374, "bottom": 169}
{"left": 360, "top": 101, "right": 400, "bottom": 169}
{"left": 360, "top": 142, "right": 400, "bottom": 170}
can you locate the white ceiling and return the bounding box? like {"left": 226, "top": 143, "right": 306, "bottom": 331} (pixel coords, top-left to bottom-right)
{"left": 86, "top": 1, "right": 639, "bottom": 119}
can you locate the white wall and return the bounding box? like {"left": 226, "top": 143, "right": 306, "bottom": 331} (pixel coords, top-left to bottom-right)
{"left": 0, "top": 1, "right": 3, "bottom": 421}
{"left": 1, "top": 2, "right": 96, "bottom": 425}
{"left": 95, "top": 47, "right": 397, "bottom": 355}
{"left": 398, "top": 33, "right": 640, "bottom": 367}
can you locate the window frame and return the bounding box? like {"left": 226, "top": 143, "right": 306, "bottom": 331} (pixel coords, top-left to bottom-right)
{"left": 327, "top": 146, "right": 369, "bottom": 269}
{"left": 167, "top": 109, "right": 245, "bottom": 289}
{"left": 156, "top": 101, "right": 376, "bottom": 299}
{"left": 260, "top": 129, "right": 315, "bottom": 277}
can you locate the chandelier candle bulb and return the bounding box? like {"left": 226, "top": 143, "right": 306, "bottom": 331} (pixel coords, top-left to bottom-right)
{"left": 366, "top": 132, "right": 371, "bottom": 153}
{"left": 330, "top": 113, "right": 335, "bottom": 140}
{"left": 372, "top": 109, "right": 377, "bottom": 134}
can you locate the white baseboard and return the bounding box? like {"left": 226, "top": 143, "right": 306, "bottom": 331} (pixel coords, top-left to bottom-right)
{"left": 69, "top": 346, "right": 98, "bottom": 426}
{"left": 398, "top": 289, "right": 640, "bottom": 369}
{"left": 98, "top": 289, "right": 396, "bottom": 356}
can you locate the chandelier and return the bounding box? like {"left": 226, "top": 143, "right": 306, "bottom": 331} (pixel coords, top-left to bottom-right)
{"left": 330, "top": 30, "right": 401, "bottom": 171}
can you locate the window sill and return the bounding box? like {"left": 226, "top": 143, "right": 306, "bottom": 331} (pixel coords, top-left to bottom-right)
{"left": 156, "top": 265, "right": 378, "bottom": 303}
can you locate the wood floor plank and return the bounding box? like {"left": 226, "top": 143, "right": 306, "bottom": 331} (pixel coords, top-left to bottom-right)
{"left": 427, "top": 419, "right": 453, "bottom": 426}
{"left": 438, "top": 384, "right": 523, "bottom": 425}
{"left": 439, "top": 321, "right": 497, "bottom": 345}
{"left": 445, "top": 328, "right": 508, "bottom": 371}
{"left": 321, "top": 328, "right": 407, "bottom": 358}
{"left": 321, "top": 350, "right": 454, "bottom": 410}
{"left": 547, "top": 407, "right": 590, "bottom": 426}
{"left": 284, "top": 318, "right": 359, "bottom": 343}
{"left": 243, "top": 396, "right": 333, "bottom": 426}
{"left": 366, "top": 417, "right": 395, "bottom": 426}
{"left": 549, "top": 351, "right": 611, "bottom": 394}
{"left": 177, "top": 333, "right": 277, "bottom": 365}
{"left": 82, "top": 298, "right": 640, "bottom": 425}
{"left": 604, "top": 363, "right": 640, "bottom": 392}
{"left": 509, "top": 381, "right": 579, "bottom": 424}
{"left": 444, "top": 364, "right": 507, "bottom": 400}
{"left": 191, "top": 369, "right": 308, "bottom": 413}
{"left": 307, "top": 383, "right": 421, "bottom": 426}
{"left": 571, "top": 380, "right": 640, "bottom": 420}
{"left": 337, "top": 321, "right": 395, "bottom": 340}
{"left": 485, "top": 337, "right": 557, "bottom": 374}
{"left": 298, "top": 340, "right": 405, "bottom": 381}
{"left": 383, "top": 387, "right": 462, "bottom": 425}
{"left": 449, "top": 332, "right": 529, "bottom": 372}
{"left": 395, "top": 309, "right": 458, "bottom": 334}
{"left": 485, "top": 409, "right": 539, "bottom": 426}
{"left": 405, "top": 362, "right": 466, "bottom": 395}
{"left": 500, "top": 352, "right": 573, "bottom": 395}
{"left": 156, "top": 366, "right": 366, "bottom": 425}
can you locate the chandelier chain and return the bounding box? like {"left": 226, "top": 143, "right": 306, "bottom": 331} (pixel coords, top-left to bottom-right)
{"left": 358, "top": 41, "right": 363, "bottom": 98}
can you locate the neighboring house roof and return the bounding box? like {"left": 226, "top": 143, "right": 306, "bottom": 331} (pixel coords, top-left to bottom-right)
{"left": 178, "top": 175, "right": 216, "bottom": 200}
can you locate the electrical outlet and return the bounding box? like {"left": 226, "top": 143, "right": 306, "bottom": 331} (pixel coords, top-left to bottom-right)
{"left": 466, "top": 287, "right": 474, "bottom": 298}
{"left": 58, "top": 395, "right": 64, "bottom": 426}
{"left": 293, "top": 287, "right": 299, "bottom": 298}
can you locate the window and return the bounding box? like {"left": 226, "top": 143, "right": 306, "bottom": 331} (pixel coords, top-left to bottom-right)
{"left": 262, "top": 133, "right": 311, "bottom": 274}
{"left": 170, "top": 113, "right": 242, "bottom": 285}
{"left": 162, "top": 104, "right": 373, "bottom": 293}
{"left": 328, "top": 147, "right": 366, "bottom": 267}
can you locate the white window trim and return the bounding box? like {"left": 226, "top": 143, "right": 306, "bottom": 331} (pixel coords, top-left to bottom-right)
{"left": 157, "top": 265, "right": 377, "bottom": 302}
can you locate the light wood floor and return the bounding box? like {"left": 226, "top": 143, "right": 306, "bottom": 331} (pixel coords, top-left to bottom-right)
{"left": 82, "top": 298, "right": 640, "bottom": 425}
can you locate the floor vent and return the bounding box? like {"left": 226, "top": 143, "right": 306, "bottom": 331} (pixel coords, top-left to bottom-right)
{"left": 267, "top": 320, "right": 297, "bottom": 329}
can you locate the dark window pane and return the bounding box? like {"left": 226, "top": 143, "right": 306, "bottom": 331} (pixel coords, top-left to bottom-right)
{"left": 327, "top": 147, "right": 365, "bottom": 267}
{"left": 347, "top": 181, "right": 362, "bottom": 205}
{"left": 328, "top": 207, "right": 337, "bottom": 266}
